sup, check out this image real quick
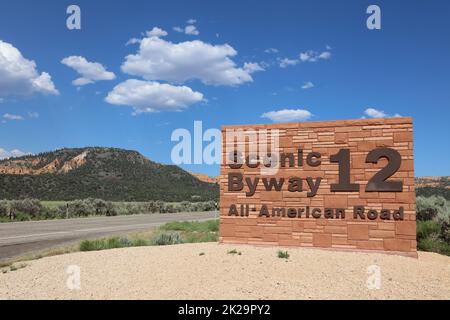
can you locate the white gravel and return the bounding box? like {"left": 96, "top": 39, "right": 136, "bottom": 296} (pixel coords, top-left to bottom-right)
{"left": 1, "top": 243, "right": 449, "bottom": 300}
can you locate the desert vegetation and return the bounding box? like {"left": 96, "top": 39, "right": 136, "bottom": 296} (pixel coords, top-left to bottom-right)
{"left": 73, "top": 196, "right": 450, "bottom": 257}
{"left": 227, "top": 249, "right": 242, "bottom": 255}
{"left": 0, "top": 198, "right": 218, "bottom": 222}
{"left": 1, "top": 195, "right": 449, "bottom": 257}
{"left": 416, "top": 195, "right": 450, "bottom": 255}
{"left": 277, "top": 250, "right": 290, "bottom": 259}
{"left": 79, "top": 219, "right": 219, "bottom": 252}
{"left": 0, "top": 220, "right": 219, "bottom": 272}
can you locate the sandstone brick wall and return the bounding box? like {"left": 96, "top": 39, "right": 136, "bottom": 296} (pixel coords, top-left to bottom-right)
{"left": 220, "top": 117, "right": 416, "bottom": 257}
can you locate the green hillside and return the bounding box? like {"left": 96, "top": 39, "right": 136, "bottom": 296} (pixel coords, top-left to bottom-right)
{"left": 0, "top": 147, "right": 219, "bottom": 202}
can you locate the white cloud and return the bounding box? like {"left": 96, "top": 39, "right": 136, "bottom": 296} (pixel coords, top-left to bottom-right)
{"left": 61, "top": 56, "right": 116, "bottom": 86}
{"left": 187, "top": 19, "right": 197, "bottom": 24}
{"left": 0, "top": 148, "right": 29, "bottom": 159}
{"left": 121, "top": 36, "right": 258, "bottom": 86}
{"left": 318, "top": 51, "right": 331, "bottom": 60}
{"left": 185, "top": 25, "right": 200, "bottom": 35}
{"left": 28, "top": 112, "right": 39, "bottom": 118}
{"left": 279, "top": 58, "right": 299, "bottom": 68}
{"left": 243, "top": 62, "right": 264, "bottom": 73}
{"left": 32, "top": 72, "right": 58, "bottom": 93}
{"left": 3, "top": 113, "right": 24, "bottom": 121}
{"left": 364, "top": 108, "right": 387, "bottom": 118}
{"left": 299, "top": 50, "right": 331, "bottom": 62}
{"left": 146, "top": 27, "right": 168, "bottom": 38}
{"left": 126, "top": 38, "right": 141, "bottom": 46}
{"left": 277, "top": 47, "right": 332, "bottom": 68}
{"left": 261, "top": 109, "right": 313, "bottom": 122}
{"left": 301, "top": 81, "right": 314, "bottom": 89}
{"left": 264, "top": 48, "right": 279, "bottom": 53}
{"left": 105, "top": 79, "right": 204, "bottom": 114}
{"left": 364, "top": 108, "right": 401, "bottom": 118}
{"left": 0, "top": 40, "right": 59, "bottom": 97}
{"left": 173, "top": 24, "right": 200, "bottom": 35}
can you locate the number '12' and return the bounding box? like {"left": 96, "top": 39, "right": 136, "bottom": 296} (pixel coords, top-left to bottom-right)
{"left": 330, "top": 148, "right": 403, "bottom": 193}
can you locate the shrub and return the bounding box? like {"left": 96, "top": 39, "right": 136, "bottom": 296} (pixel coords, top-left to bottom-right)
{"left": 418, "top": 234, "right": 450, "bottom": 255}
{"left": 183, "top": 232, "right": 218, "bottom": 243}
{"left": 155, "top": 200, "right": 165, "bottom": 213}
{"left": 165, "top": 203, "right": 177, "bottom": 213}
{"left": 416, "top": 195, "right": 447, "bottom": 221}
{"left": 92, "top": 199, "right": 107, "bottom": 215}
{"left": 200, "top": 200, "right": 217, "bottom": 211}
{"left": 9, "top": 263, "right": 27, "bottom": 272}
{"left": 143, "top": 201, "right": 158, "bottom": 213}
{"left": 161, "top": 219, "right": 219, "bottom": 232}
{"left": 417, "top": 221, "right": 441, "bottom": 241}
{"left": 80, "top": 239, "right": 105, "bottom": 251}
{"left": 79, "top": 237, "right": 132, "bottom": 251}
{"left": 68, "top": 199, "right": 95, "bottom": 217}
{"left": 40, "top": 207, "right": 59, "bottom": 220}
{"left": 277, "top": 250, "right": 290, "bottom": 259}
{"left": 132, "top": 238, "right": 149, "bottom": 246}
{"left": 10, "top": 199, "right": 43, "bottom": 218}
{"left": 14, "top": 212, "right": 32, "bottom": 221}
{"left": 179, "top": 201, "right": 192, "bottom": 212}
{"left": 124, "top": 203, "right": 140, "bottom": 215}
{"left": 1, "top": 199, "right": 220, "bottom": 223}
{"left": 437, "top": 210, "right": 450, "bottom": 243}
{"left": 115, "top": 237, "right": 132, "bottom": 248}
{"left": 152, "top": 232, "right": 183, "bottom": 246}
{"left": 0, "top": 200, "right": 10, "bottom": 217}
{"left": 417, "top": 195, "right": 449, "bottom": 241}
{"left": 76, "top": 220, "right": 218, "bottom": 253}
{"left": 159, "top": 220, "right": 219, "bottom": 243}
{"left": 105, "top": 201, "right": 118, "bottom": 216}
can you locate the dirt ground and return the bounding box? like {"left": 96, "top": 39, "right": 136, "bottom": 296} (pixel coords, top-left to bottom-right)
{"left": 0, "top": 243, "right": 449, "bottom": 300}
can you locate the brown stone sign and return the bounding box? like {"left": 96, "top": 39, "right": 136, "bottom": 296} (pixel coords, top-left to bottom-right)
{"left": 219, "top": 117, "right": 417, "bottom": 257}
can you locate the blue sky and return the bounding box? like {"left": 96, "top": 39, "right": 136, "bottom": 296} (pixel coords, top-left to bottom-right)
{"left": 0, "top": 0, "right": 449, "bottom": 177}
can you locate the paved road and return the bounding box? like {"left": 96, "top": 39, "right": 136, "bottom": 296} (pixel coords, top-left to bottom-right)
{"left": 0, "top": 211, "right": 218, "bottom": 262}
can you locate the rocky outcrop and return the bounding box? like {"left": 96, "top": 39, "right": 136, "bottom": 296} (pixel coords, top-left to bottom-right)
{"left": 0, "top": 151, "right": 88, "bottom": 175}
{"left": 190, "top": 172, "right": 218, "bottom": 184}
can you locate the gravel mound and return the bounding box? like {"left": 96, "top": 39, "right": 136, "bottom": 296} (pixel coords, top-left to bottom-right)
{"left": 1, "top": 243, "right": 449, "bottom": 300}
